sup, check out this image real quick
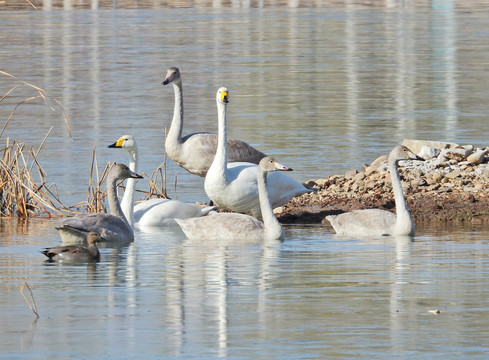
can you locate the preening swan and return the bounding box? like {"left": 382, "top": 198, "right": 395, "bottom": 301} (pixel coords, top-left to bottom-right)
{"left": 42, "top": 231, "right": 102, "bottom": 262}
{"left": 204, "top": 87, "right": 312, "bottom": 217}
{"left": 326, "top": 145, "right": 421, "bottom": 236}
{"left": 162, "top": 66, "right": 266, "bottom": 177}
{"left": 108, "top": 135, "right": 215, "bottom": 227}
{"left": 57, "top": 164, "right": 142, "bottom": 244}
{"left": 176, "top": 157, "right": 289, "bottom": 241}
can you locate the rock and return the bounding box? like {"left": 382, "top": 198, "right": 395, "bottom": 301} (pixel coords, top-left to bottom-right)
{"left": 441, "top": 147, "right": 473, "bottom": 162}
{"left": 345, "top": 169, "right": 358, "bottom": 179}
{"left": 402, "top": 139, "right": 458, "bottom": 155}
{"left": 411, "top": 177, "right": 426, "bottom": 187}
{"left": 353, "top": 172, "right": 365, "bottom": 182}
{"left": 467, "top": 150, "right": 487, "bottom": 165}
{"left": 444, "top": 171, "right": 461, "bottom": 179}
{"left": 419, "top": 145, "right": 441, "bottom": 160}
{"left": 426, "top": 172, "right": 443, "bottom": 185}
{"left": 474, "top": 182, "right": 484, "bottom": 190}
{"left": 370, "top": 155, "right": 388, "bottom": 169}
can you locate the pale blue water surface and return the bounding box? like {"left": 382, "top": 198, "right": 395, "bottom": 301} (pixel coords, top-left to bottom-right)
{"left": 1, "top": 4, "right": 489, "bottom": 359}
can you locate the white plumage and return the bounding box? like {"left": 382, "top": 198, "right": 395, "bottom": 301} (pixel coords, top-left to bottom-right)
{"left": 204, "top": 87, "right": 312, "bottom": 218}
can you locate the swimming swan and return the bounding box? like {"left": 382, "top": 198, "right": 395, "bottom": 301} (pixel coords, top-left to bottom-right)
{"left": 176, "top": 157, "right": 289, "bottom": 241}
{"left": 42, "top": 231, "right": 102, "bottom": 262}
{"left": 57, "top": 164, "right": 142, "bottom": 244}
{"left": 204, "top": 87, "right": 312, "bottom": 218}
{"left": 326, "top": 145, "right": 421, "bottom": 236}
{"left": 162, "top": 67, "right": 266, "bottom": 177}
{"left": 108, "top": 135, "right": 215, "bottom": 227}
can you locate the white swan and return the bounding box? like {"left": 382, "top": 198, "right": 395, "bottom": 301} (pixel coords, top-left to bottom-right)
{"left": 108, "top": 135, "right": 215, "bottom": 228}
{"left": 57, "top": 164, "right": 142, "bottom": 244}
{"left": 176, "top": 157, "right": 289, "bottom": 241}
{"left": 204, "top": 87, "right": 312, "bottom": 218}
{"left": 162, "top": 66, "right": 266, "bottom": 177}
{"left": 326, "top": 145, "right": 421, "bottom": 236}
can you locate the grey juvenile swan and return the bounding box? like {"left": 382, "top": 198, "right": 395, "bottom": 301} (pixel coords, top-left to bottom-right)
{"left": 42, "top": 231, "right": 102, "bottom": 262}
{"left": 108, "top": 135, "right": 215, "bottom": 227}
{"left": 57, "top": 164, "right": 143, "bottom": 244}
{"left": 176, "top": 157, "right": 290, "bottom": 241}
{"left": 204, "top": 87, "right": 312, "bottom": 218}
{"left": 326, "top": 145, "right": 421, "bottom": 236}
{"left": 162, "top": 67, "right": 266, "bottom": 177}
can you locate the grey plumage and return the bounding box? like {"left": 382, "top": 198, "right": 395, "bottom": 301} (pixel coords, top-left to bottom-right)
{"left": 162, "top": 66, "right": 266, "bottom": 177}
{"left": 42, "top": 231, "right": 102, "bottom": 262}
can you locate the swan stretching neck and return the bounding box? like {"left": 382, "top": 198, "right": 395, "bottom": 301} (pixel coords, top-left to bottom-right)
{"left": 161, "top": 66, "right": 266, "bottom": 177}
{"left": 204, "top": 87, "right": 312, "bottom": 217}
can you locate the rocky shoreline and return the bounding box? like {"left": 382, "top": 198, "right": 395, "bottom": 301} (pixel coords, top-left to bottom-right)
{"left": 276, "top": 139, "right": 489, "bottom": 227}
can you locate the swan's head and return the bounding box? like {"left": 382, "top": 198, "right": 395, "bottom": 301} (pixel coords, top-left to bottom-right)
{"left": 217, "top": 87, "right": 229, "bottom": 105}
{"left": 109, "top": 163, "right": 143, "bottom": 181}
{"left": 108, "top": 135, "right": 137, "bottom": 153}
{"left": 259, "top": 157, "right": 293, "bottom": 173}
{"left": 162, "top": 67, "right": 181, "bottom": 86}
{"left": 390, "top": 145, "right": 423, "bottom": 163}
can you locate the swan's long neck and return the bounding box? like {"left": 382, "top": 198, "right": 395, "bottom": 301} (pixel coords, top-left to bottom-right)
{"left": 107, "top": 175, "right": 132, "bottom": 231}
{"left": 208, "top": 100, "right": 228, "bottom": 184}
{"left": 166, "top": 82, "right": 184, "bottom": 154}
{"left": 258, "top": 169, "right": 283, "bottom": 240}
{"left": 120, "top": 148, "right": 137, "bottom": 228}
{"left": 389, "top": 159, "right": 414, "bottom": 234}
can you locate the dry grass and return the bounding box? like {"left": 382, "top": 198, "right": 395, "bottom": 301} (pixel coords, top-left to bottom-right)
{"left": 1, "top": 70, "right": 170, "bottom": 217}
{"left": 0, "top": 135, "right": 68, "bottom": 217}
{"left": 0, "top": 71, "right": 71, "bottom": 217}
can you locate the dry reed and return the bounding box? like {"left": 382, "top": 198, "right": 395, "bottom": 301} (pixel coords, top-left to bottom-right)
{"left": 20, "top": 281, "right": 40, "bottom": 318}
{"left": 0, "top": 71, "right": 71, "bottom": 217}
{"left": 1, "top": 70, "right": 171, "bottom": 217}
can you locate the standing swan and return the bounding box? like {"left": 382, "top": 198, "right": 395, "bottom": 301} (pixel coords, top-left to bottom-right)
{"left": 204, "top": 87, "right": 312, "bottom": 218}
{"left": 326, "top": 145, "right": 421, "bottom": 236}
{"left": 176, "top": 157, "right": 289, "bottom": 241}
{"left": 108, "top": 135, "right": 215, "bottom": 227}
{"left": 42, "top": 231, "right": 102, "bottom": 262}
{"left": 57, "top": 164, "right": 142, "bottom": 244}
{"left": 162, "top": 67, "right": 266, "bottom": 177}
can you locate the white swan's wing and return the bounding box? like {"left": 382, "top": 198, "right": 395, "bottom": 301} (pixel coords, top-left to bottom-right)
{"left": 208, "top": 162, "right": 311, "bottom": 215}
{"left": 176, "top": 213, "right": 264, "bottom": 241}
{"left": 326, "top": 209, "right": 397, "bottom": 236}
{"left": 266, "top": 171, "right": 313, "bottom": 209}
{"left": 135, "top": 199, "right": 216, "bottom": 227}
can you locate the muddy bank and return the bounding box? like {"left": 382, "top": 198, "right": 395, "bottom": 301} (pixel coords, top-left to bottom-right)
{"left": 276, "top": 139, "right": 489, "bottom": 226}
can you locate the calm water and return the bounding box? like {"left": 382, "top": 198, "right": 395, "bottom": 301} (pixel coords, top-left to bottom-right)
{"left": 2, "top": 5, "right": 489, "bottom": 359}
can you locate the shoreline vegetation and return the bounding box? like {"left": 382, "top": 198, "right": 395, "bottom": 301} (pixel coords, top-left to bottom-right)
{"left": 1, "top": 71, "right": 173, "bottom": 218}
{"left": 2, "top": 71, "right": 489, "bottom": 226}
